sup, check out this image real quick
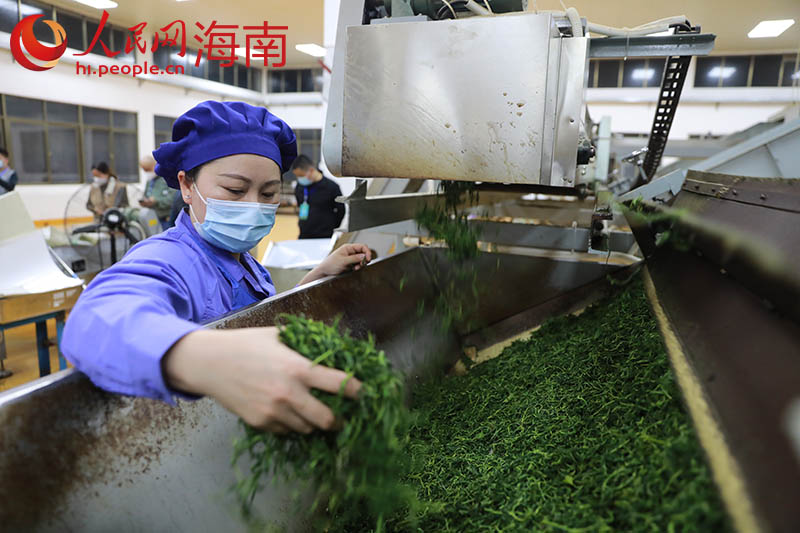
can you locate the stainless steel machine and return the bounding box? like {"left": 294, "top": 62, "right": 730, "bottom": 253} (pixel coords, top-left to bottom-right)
{"left": 1, "top": 3, "right": 799, "bottom": 532}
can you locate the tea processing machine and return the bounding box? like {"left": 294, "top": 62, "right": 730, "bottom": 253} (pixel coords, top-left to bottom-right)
{"left": 2, "top": 3, "right": 800, "bottom": 532}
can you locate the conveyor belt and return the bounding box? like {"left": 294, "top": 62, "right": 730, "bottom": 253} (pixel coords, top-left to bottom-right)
{"left": 626, "top": 170, "right": 800, "bottom": 532}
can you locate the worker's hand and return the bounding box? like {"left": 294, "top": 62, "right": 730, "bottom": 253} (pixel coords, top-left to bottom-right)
{"left": 299, "top": 244, "right": 372, "bottom": 285}
{"left": 139, "top": 197, "right": 155, "bottom": 208}
{"left": 163, "top": 327, "right": 361, "bottom": 434}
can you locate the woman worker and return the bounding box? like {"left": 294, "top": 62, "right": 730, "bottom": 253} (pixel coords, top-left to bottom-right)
{"left": 62, "top": 101, "right": 370, "bottom": 435}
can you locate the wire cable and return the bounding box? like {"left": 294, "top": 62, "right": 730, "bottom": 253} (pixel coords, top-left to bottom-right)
{"left": 439, "top": 0, "right": 458, "bottom": 19}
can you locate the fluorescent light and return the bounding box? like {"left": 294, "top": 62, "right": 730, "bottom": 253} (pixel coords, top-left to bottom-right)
{"left": 295, "top": 43, "right": 326, "bottom": 58}
{"left": 71, "top": 0, "right": 118, "bottom": 8}
{"left": 235, "top": 47, "right": 248, "bottom": 58}
{"left": 631, "top": 68, "right": 655, "bottom": 80}
{"left": 708, "top": 66, "right": 735, "bottom": 79}
{"left": 748, "top": 19, "right": 795, "bottom": 38}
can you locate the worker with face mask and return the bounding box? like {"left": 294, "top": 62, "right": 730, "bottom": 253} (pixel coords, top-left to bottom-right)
{"left": 290, "top": 154, "right": 345, "bottom": 239}
{"left": 86, "top": 161, "right": 128, "bottom": 220}
{"left": 62, "top": 101, "right": 371, "bottom": 435}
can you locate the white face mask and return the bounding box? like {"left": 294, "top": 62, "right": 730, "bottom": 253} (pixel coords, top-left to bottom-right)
{"left": 189, "top": 183, "right": 278, "bottom": 253}
{"left": 93, "top": 176, "right": 109, "bottom": 186}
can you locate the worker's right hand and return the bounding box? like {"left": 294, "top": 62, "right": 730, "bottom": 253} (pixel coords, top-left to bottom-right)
{"left": 162, "top": 327, "right": 362, "bottom": 434}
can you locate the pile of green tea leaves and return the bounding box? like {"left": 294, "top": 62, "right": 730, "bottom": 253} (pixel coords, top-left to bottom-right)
{"left": 391, "top": 276, "right": 730, "bottom": 532}
{"left": 232, "top": 314, "right": 413, "bottom": 531}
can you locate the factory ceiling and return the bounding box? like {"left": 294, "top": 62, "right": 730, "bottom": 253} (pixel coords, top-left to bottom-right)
{"left": 44, "top": 0, "right": 798, "bottom": 68}
{"left": 534, "top": 0, "right": 800, "bottom": 54}
{"left": 45, "top": 0, "right": 324, "bottom": 68}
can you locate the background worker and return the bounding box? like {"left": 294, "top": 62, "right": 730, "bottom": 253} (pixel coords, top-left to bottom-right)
{"left": 290, "top": 155, "right": 345, "bottom": 239}
{"left": 86, "top": 161, "right": 128, "bottom": 220}
{"left": 138, "top": 155, "right": 174, "bottom": 230}
{"left": 0, "top": 147, "right": 18, "bottom": 195}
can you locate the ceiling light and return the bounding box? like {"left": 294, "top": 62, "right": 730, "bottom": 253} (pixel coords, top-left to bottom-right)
{"left": 71, "top": 0, "right": 118, "bottom": 8}
{"left": 631, "top": 68, "right": 655, "bottom": 80}
{"left": 235, "top": 47, "right": 248, "bottom": 58}
{"left": 708, "top": 66, "right": 735, "bottom": 79}
{"left": 295, "top": 43, "right": 326, "bottom": 58}
{"left": 747, "top": 19, "right": 795, "bottom": 38}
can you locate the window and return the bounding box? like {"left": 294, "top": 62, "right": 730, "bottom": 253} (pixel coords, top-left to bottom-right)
{"left": 81, "top": 106, "right": 138, "bottom": 182}
{"left": 9, "top": 123, "right": 47, "bottom": 183}
{"left": 113, "top": 110, "right": 136, "bottom": 130}
{"left": 83, "top": 106, "right": 109, "bottom": 126}
{"left": 694, "top": 54, "right": 800, "bottom": 88}
{"left": 597, "top": 61, "right": 620, "bottom": 88}
{"left": 781, "top": 56, "right": 799, "bottom": 87}
{"left": 222, "top": 64, "right": 234, "bottom": 86}
{"left": 50, "top": 6, "right": 135, "bottom": 61}
{"left": 56, "top": 11, "right": 85, "bottom": 52}
{"left": 7, "top": 95, "right": 44, "bottom": 119}
{"left": 268, "top": 69, "right": 324, "bottom": 93}
{"left": 301, "top": 69, "right": 323, "bottom": 92}
{"left": 83, "top": 127, "right": 109, "bottom": 176}
{"left": 236, "top": 64, "right": 249, "bottom": 89}
{"left": 207, "top": 58, "right": 222, "bottom": 83}
{"left": 22, "top": 1, "right": 54, "bottom": 44}
{"left": 752, "top": 55, "right": 782, "bottom": 87}
{"left": 48, "top": 126, "right": 80, "bottom": 183}
{"left": 295, "top": 129, "right": 322, "bottom": 167}
{"left": 187, "top": 50, "right": 205, "bottom": 79}
{"left": 268, "top": 70, "right": 282, "bottom": 93}
{"left": 0, "top": 0, "right": 17, "bottom": 34}
{"left": 0, "top": 94, "right": 139, "bottom": 184}
{"left": 112, "top": 27, "right": 135, "bottom": 63}
{"left": 154, "top": 115, "right": 176, "bottom": 149}
{"left": 250, "top": 68, "right": 263, "bottom": 92}
{"left": 113, "top": 131, "right": 138, "bottom": 180}
{"left": 694, "top": 56, "right": 723, "bottom": 87}
{"left": 47, "top": 102, "right": 78, "bottom": 123}
{"left": 151, "top": 40, "right": 263, "bottom": 91}
{"left": 621, "top": 59, "right": 647, "bottom": 88}
{"left": 646, "top": 59, "right": 665, "bottom": 88}
{"left": 85, "top": 19, "right": 111, "bottom": 57}
{"left": 722, "top": 56, "right": 750, "bottom": 87}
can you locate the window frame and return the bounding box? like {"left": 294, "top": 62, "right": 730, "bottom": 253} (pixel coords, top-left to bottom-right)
{"left": 0, "top": 94, "right": 139, "bottom": 185}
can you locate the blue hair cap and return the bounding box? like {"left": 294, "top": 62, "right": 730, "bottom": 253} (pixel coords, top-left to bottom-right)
{"left": 153, "top": 100, "right": 297, "bottom": 188}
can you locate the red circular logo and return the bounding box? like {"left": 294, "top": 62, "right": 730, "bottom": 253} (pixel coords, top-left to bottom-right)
{"left": 11, "top": 14, "right": 68, "bottom": 71}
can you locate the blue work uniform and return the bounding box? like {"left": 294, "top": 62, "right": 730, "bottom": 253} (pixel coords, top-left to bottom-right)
{"left": 61, "top": 209, "right": 276, "bottom": 403}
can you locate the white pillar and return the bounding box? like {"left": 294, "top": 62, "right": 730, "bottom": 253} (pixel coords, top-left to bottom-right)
{"left": 136, "top": 29, "right": 156, "bottom": 186}
{"left": 320, "top": 0, "right": 357, "bottom": 196}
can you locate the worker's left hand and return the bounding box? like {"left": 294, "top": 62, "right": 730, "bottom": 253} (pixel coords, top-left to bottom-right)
{"left": 139, "top": 197, "right": 155, "bottom": 208}
{"left": 300, "top": 244, "right": 372, "bottom": 285}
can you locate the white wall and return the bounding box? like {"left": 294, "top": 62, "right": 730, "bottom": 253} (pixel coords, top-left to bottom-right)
{"left": 0, "top": 30, "right": 325, "bottom": 221}
{"left": 586, "top": 60, "right": 800, "bottom": 137}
